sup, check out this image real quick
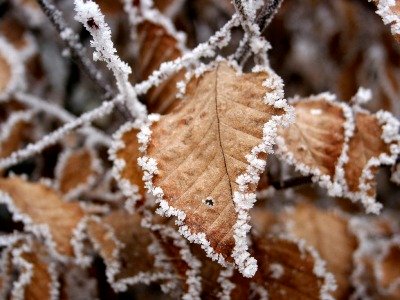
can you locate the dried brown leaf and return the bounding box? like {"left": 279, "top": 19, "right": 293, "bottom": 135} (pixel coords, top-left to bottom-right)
{"left": 19, "top": 242, "right": 58, "bottom": 300}
{"left": 277, "top": 97, "right": 345, "bottom": 178}
{"left": 140, "top": 61, "right": 288, "bottom": 276}
{"left": 283, "top": 203, "right": 357, "bottom": 299}
{"left": 87, "top": 211, "right": 170, "bottom": 292}
{"left": 373, "top": 0, "right": 400, "bottom": 43}
{"left": 277, "top": 94, "right": 400, "bottom": 213}
{"left": 0, "top": 177, "right": 85, "bottom": 257}
{"left": 344, "top": 112, "right": 389, "bottom": 196}
{"left": 0, "top": 111, "right": 32, "bottom": 159}
{"left": 136, "top": 19, "right": 185, "bottom": 113}
{"left": 56, "top": 148, "right": 100, "bottom": 197}
{"left": 253, "top": 236, "right": 336, "bottom": 300}
{"left": 377, "top": 243, "right": 400, "bottom": 297}
{"left": 110, "top": 123, "right": 146, "bottom": 208}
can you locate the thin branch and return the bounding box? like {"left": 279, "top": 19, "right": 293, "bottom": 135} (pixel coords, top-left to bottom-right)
{"left": 36, "top": 0, "right": 132, "bottom": 120}
{"left": 234, "top": 0, "right": 284, "bottom": 65}
{"left": 0, "top": 13, "right": 241, "bottom": 169}
{"left": 36, "top": 0, "right": 112, "bottom": 97}
{"left": 14, "top": 92, "right": 112, "bottom": 146}
{"left": 270, "top": 175, "right": 313, "bottom": 190}
{"left": 74, "top": 0, "right": 147, "bottom": 120}
{"left": 0, "top": 96, "right": 121, "bottom": 170}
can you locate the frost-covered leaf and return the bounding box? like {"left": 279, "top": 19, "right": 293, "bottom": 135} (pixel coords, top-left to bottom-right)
{"left": 55, "top": 147, "right": 101, "bottom": 198}
{"left": 253, "top": 236, "right": 336, "bottom": 300}
{"left": 135, "top": 4, "right": 186, "bottom": 113}
{"left": 376, "top": 242, "right": 400, "bottom": 298}
{"left": 277, "top": 96, "right": 346, "bottom": 178}
{"left": 138, "top": 61, "right": 292, "bottom": 277}
{"left": 350, "top": 215, "right": 400, "bottom": 299}
{"left": 283, "top": 203, "right": 356, "bottom": 299}
{"left": 373, "top": 0, "right": 400, "bottom": 43}
{"left": 1, "top": 236, "right": 59, "bottom": 300}
{"left": 15, "top": 241, "right": 59, "bottom": 300}
{"left": 276, "top": 93, "right": 400, "bottom": 213}
{"left": 343, "top": 111, "right": 398, "bottom": 202}
{"left": 142, "top": 215, "right": 202, "bottom": 299}
{"left": 0, "top": 15, "right": 36, "bottom": 61}
{"left": 86, "top": 211, "right": 172, "bottom": 292}
{"left": 0, "top": 177, "right": 85, "bottom": 258}
{"left": 0, "top": 110, "right": 32, "bottom": 159}
{"left": 109, "top": 122, "right": 146, "bottom": 211}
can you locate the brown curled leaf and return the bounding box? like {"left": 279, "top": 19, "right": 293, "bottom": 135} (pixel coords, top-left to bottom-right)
{"left": 376, "top": 242, "right": 400, "bottom": 298}
{"left": 86, "top": 211, "right": 170, "bottom": 292}
{"left": 136, "top": 19, "right": 185, "bottom": 113}
{"left": 0, "top": 111, "right": 32, "bottom": 159}
{"left": 253, "top": 236, "right": 335, "bottom": 300}
{"left": 283, "top": 203, "right": 357, "bottom": 299}
{"left": 276, "top": 93, "right": 400, "bottom": 213}
{"left": 56, "top": 148, "right": 100, "bottom": 197}
{"left": 18, "top": 242, "right": 58, "bottom": 300}
{"left": 344, "top": 112, "right": 391, "bottom": 197}
{"left": 110, "top": 123, "right": 146, "bottom": 208}
{"left": 0, "top": 177, "right": 85, "bottom": 257}
{"left": 277, "top": 96, "right": 345, "bottom": 178}
{"left": 140, "top": 61, "right": 287, "bottom": 274}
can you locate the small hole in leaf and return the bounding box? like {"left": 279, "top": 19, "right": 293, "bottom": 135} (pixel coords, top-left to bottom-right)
{"left": 203, "top": 197, "right": 214, "bottom": 207}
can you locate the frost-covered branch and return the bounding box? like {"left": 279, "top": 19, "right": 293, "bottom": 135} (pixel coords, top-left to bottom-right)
{"left": 234, "top": 0, "right": 283, "bottom": 65}
{"left": 73, "top": 0, "right": 147, "bottom": 120}
{"left": 36, "top": 0, "right": 134, "bottom": 120}
{"left": 0, "top": 96, "right": 121, "bottom": 170}
{"left": 36, "top": 0, "right": 114, "bottom": 98}
{"left": 14, "top": 92, "right": 112, "bottom": 146}
{"left": 0, "top": 10, "right": 241, "bottom": 168}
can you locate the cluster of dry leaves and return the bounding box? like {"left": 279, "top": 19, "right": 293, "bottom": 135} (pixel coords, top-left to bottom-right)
{"left": 1, "top": 0, "right": 400, "bottom": 299}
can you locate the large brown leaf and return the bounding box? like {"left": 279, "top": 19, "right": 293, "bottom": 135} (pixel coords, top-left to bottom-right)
{"left": 138, "top": 61, "right": 291, "bottom": 276}
{"left": 0, "top": 177, "right": 85, "bottom": 258}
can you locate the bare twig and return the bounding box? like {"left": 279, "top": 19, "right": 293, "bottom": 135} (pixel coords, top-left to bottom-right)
{"left": 234, "top": 0, "right": 284, "bottom": 65}
{"left": 36, "top": 0, "right": 132, "bottom": 120}
{"left": 0, "top": 96, "right": 122, "bottom": 170}
{"left": 15, "top": 92, "right": 112, "bottom": 146}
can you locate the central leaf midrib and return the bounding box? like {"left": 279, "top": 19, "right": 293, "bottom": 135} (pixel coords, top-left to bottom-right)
{"left": 214, "top": 64, "right": 234, "bottom": 199}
